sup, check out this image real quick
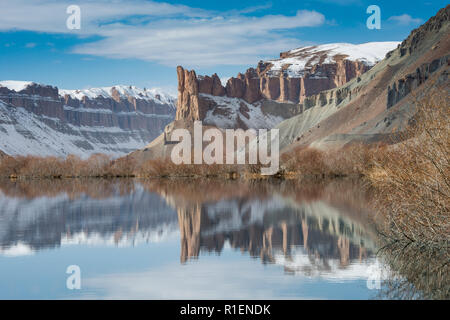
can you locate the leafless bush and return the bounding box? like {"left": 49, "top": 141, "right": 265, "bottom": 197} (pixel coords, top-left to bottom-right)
{"left": 367, "top": 87, "right": 449, "bottom": 244}
{"left": 109, "top": 156, "right": 136, "bottom": 177}
{"left": 377, "top": 240, "right": 449, "bottom": 300}
{"left": 135, "top": 159, "right": 238, "bottom": 178}
{"left": 280, "top": 143, "right": 382, "bottom": 178}
{"left": 281, "top": 147, "right": 328, "bottom": 177}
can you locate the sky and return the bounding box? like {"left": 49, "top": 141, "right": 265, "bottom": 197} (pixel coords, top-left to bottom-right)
{"left": 0, "top": 0, "right": 447, "bottom": 95}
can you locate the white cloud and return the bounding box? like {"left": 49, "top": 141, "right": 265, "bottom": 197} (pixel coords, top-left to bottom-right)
{"left": 72, "top": 10, "right": 325, "bottom": 67}
{"left": 231, "top": 3, "right": 273, "bottom": 14}
{"left": 315, "top": 0, "right": 362, "bottom": 5}
{"left": 0, "top": 0, "right": 207, "bottom": 33}
{"left": 388, "top": 14, "right": 423, "bottom": 26}
{"left": 0, "top": 0, "right": 325, "bottom": 67}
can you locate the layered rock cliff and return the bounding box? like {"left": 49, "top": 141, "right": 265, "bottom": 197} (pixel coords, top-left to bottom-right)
{"left": 175, "top": 42, "right": 399, "bottom": 128}
{"left": 0, "top": 82, "right": 176, "bottom": 157}
{"left": 131, "top": 41, "right": 401, "bottom": 161}
{"left": 387, "top": 56, "right": 448, "bottom": 108}
{"left": 131, "top": 6, "right": 448, "bottom": 163}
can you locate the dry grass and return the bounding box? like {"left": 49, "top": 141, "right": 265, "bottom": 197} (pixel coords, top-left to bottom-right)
{"left": 0, "top": 154, "right": 240, "bottom": 179}
{"left": 280, "top": 143, "right": 384, "bottom": 178}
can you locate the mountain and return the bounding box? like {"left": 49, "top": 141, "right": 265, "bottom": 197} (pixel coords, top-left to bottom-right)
{"left": 132, "top": 39, "right": 399, "bottom": 161}
{"left": 130, "top": 40, "right": 399, "bottom": 162}
{"left": 274, "top": 5, "right": 449, "bottom": 151}
{"left": 134, "top": 5, "right": 448, "bottom": 162}
{"left": 0, "top": 81, "right": 176, "bottom": 157}
{"left": 175, "top": 41, "right": 399, "bottom": 127}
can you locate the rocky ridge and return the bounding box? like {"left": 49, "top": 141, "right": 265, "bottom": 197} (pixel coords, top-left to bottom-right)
{"left": 272, "top": 5, "right": 450, "bottom": 151}
{"left": 174, "top": 42, "right": 399, "bottom": 130}
{"left": 175, "top": 42, "right": 399, "bottom": 124}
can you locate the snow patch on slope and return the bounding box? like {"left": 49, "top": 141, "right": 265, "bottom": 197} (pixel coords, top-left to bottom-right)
{"left": 0, "top": 80, "right": 34, "bottom": 92}
{"left": 60, "top": 85, "right": 176, "bottom": 106}
{"left": 0, "top": 100, "right": 153, "bottom": 158}
{"left": 201, "top": 94, "right": 284, "bottom": 129}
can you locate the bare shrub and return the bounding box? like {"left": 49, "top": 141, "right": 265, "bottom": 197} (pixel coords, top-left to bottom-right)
{"left": 281, "top": 147, "right": 328, "bottom": 177}
{"left": 367, "top": 87, "right": 449, "bottom": 243}
{"left": 136, "top": 159, "right": 179, "bottom": 177}
{"left": 377, "top": 240, "right": 449, "bottom": 300}
{"left": 0, "top": 155, "right": 66, "bottom": 178}
{"left": 0, "top": 155, "right": 24, "bottom": 177}
{"left": 109, "top": 156, "right": 136, "bottom": 177}
{"left": 0, "top": 153, "right": 116, "bottom": 178}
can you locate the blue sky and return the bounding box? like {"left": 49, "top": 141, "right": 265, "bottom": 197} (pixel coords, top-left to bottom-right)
{"left": 0, "top": 0, "right": 446, "bottom": 94}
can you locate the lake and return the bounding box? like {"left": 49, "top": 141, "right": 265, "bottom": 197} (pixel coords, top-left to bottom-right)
{"left": 0, "top": 178, "right": 396, "bottom": 299}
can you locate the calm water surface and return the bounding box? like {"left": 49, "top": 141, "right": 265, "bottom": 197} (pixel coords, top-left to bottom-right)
{"left": 0, "top": 179, "right": 389, "bottom": 299}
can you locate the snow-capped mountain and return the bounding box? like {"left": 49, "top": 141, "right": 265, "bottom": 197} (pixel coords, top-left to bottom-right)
{"left": 136, "top": 41, "right": 399, "bottom": 160}
{"left": 267, "top": 41, "right": 400, "bottom": 78}
{"left": 0, "top": 81, "right": 176, "bottom": 157}
{"left": 174, "top": 41, "right": 400, "bottom": 123}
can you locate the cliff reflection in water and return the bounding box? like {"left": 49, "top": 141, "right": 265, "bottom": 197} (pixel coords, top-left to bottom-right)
{"left": 0, "top": 179, "right": 377, "bottom": 277}
{"left": 150, "top": 179, "right": 377, "bottom": 277}
{"left": 0, "top": 179, "right": 179, "bottom": 253}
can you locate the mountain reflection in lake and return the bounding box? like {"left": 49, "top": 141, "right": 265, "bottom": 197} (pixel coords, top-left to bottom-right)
{"left": 0, "top": 179, "right": 385, "bottom": 299}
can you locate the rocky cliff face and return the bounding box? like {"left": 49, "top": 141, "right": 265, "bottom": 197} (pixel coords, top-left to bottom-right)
{"left": 135, "top": 42, "right": 399, "bottom": 160}
{"left": 0, "top": 82, "right": 176, "bottom": 157}
{"left": 387, "top": 56, "right": 449, "bottom": 108}
{"left": 213, "top": 57, "right": 370, "bottom": 104}
{"left": 175, "top": 42, "right": 399, "bottom": 126}
{"left": 175, "top": 66, "right": 202, "bottom": 121}
{"left": 200, "top": 42, "right": 399, "bottom": 105}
